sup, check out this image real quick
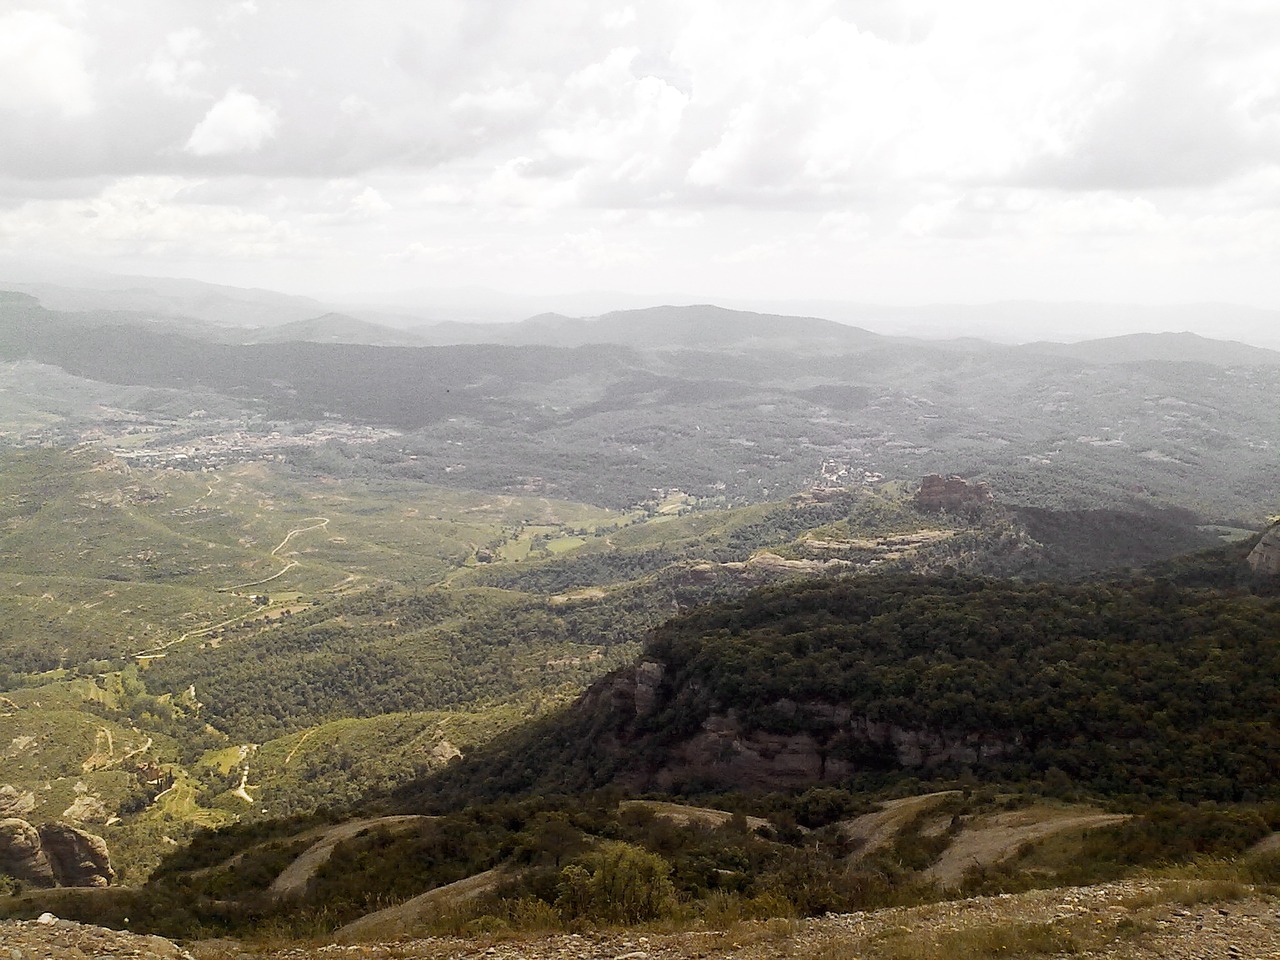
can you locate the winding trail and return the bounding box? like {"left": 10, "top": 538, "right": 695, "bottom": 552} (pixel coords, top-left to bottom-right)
{"left": 283, "top": 729, "right": 316, "bottom": 765}
{"left": 268, "top": 816, "right": 434, "bottom": 902}
{"left": 268, "top": 517, "right": 330, "bottom": 556}
{"left": 170, "top": 474, "right": 222, "bottom": 515}
{"left": 134, "top": 516, "right": 331, "bottom": 658}
{"left": 220, "top": 517, "right": 329, "bottom": 592}
{"left": 220, "top": 560, "right": 300, "bottom": 592}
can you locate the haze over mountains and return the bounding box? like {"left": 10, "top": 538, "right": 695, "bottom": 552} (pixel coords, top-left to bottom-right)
{"left": 3, "top": 276, "right": 1278, "bottom": 524}
{"left": 3, "top": 268, "right": 1279, "bottom": 351}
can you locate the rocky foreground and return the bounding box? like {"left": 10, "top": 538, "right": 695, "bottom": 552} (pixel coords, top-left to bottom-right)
{"left": 4, "top": 880, "right": 1279, "bottom": 960}
{"left": 1, "top": 912, "right": 192, "bottom": 959}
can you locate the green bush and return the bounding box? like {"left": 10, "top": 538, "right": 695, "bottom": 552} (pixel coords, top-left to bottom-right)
{"left": 555, "top": 840, "right": 677, "bottom": 923}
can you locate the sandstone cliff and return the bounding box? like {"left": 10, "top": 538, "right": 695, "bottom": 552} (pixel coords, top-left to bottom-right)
{"left": 582, "top": 661, "right": 1019, "bottom": 792}
{"left": 914, "top": 474, "right": 993, "bottom": 513}
{"left": 0, "top": 819, "right": 114, "bottom": 887}
{"left": 1247, "top": 523, "right": 1280, "bottom": 576}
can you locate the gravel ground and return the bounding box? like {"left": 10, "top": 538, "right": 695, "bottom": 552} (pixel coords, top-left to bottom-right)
{"left": 5, "top": 880, "right": 1279, "bottom": 960}
{"left": 1, "top": 913, "right": 193, "bottom": 959}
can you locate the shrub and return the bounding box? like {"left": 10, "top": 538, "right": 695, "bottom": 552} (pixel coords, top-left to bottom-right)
{"left": 555, "top": 840, "right": 677, "bottom": 923}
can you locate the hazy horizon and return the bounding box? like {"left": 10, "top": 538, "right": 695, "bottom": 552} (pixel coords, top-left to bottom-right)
{"left": 4, "top": 258, "right": 1280, "bottom": 351}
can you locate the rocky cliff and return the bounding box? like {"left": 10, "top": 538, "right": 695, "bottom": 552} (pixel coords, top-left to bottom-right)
{"left": 0, "top": 819, "right": 114, "bottom": 887}
{"left": 1247, "top": 523, "right": 1280, "bottom": 576}
{"left": 914, "top": 474, "right": 993, "bottom": 513}
{"left": 584, "top": 661, "right": 1019, "bottom": 792}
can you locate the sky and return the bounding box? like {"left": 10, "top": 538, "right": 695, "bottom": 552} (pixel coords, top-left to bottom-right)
{"left": 2, "top": 0, "right": 1280, "bottom": 315}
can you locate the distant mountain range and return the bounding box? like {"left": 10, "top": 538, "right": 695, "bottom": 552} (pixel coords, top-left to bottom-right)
{"left": 1019, "top": 331, "right": 1280, "bottom": 367}
{"left": 244, "top": 313, "right": 430, "bottom": 348}
{"left": 3, "top": 287, "right": 1279, "bottom": 521}
{"left": 1, "top": 277, "right": 329, "bottom": 328}
{"left": 412, "top": 304, "right": 883, "bottom": 353}
{"left": 5, "top": 283, "right": 1278, "bottom": 368}
{"left": 3, "top": 271, "right": 1279, "bottom": 351}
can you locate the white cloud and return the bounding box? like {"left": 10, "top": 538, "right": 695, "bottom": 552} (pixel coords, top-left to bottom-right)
{"left": 548, "top": 227, "right": 645, "bottom": 268}
{"left": 602, "top": 6, "right": 636, "bottom": 30}
{"left": 0, "top": 177, "right": 306, "bottom": 260}
{"left": 145, "top": 28, "right": 207, "bottom": 98}
{"left": 306, "top": 180, "right": 393, "bottom": 224}
{"left": 450, "top": 81, "right": 542, "bottom": 123}
{"left": 184, "top": 89, "right": 278, "bottom": 156}
{"left": 0, "top": 9, "right": 94, "bottom": 117}
{"left": 1, "top": 0, "right": 1279, "bottom": 308}
{"left": 219, "top": 1, "right": 259, "bottom": 24}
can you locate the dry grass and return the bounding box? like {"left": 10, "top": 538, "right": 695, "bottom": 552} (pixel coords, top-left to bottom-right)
{"left": 863, "top": 920, "right": 1078, "bottom": 960}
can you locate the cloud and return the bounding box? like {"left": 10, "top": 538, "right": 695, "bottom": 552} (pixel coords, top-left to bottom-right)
{"left": 0, "top": 176, "right": 306, "bottom": 260}
{"left": 0, "top": 9, "right": 94, "bottom": 117}
{"left": 548, "top": 226, "right": 645, "bottom": 268}
{"left": 184, "top": 89, "right": 279, "bottom": 156}
{"left": 602, "top": 6, "right": 637, "bottom": 30}
{"left": 1018, "top": 35, "right": 1280, "bottom": 190}
{"left": 0, "top": 1, "right": 1278, "bottom": 307}
{"left": 144, "top": 28, "right": 208, "bottom": 99}
{"left": 306, "top": 180, "right": 393, "bottom": 224}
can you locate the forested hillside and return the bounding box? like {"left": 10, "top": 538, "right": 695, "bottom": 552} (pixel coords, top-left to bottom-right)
{"left": 413, "top": 570, "right": 1280, "bottom": 805}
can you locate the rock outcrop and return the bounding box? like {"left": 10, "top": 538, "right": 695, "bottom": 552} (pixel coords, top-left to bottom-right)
{"left": 1247, "top": 523, "right": 1280, "bottom": 576}
{"left": 914, "top": 474, "right": 993, "bottom": 513}
{"left": 39, "top": 822, "right": 115, "bottom": 887}
{"left": 650, "top": 703, "right": 1020, "bottom": 791}
{"left": 588, "top": 664, "right": 1020, "bottom": 793}
{"left": 0, "top": 819, "right": 114, "bottom": 887}
{"left": 0, "top": 784, "right": 37, "bottom": 818}
{"left": 0, "top": 818, "right": 55, "bottom": 886}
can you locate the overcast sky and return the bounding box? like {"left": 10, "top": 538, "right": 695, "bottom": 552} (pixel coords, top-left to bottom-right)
{"left": 2, "top": 0, "right": 1280, "bottom": 312}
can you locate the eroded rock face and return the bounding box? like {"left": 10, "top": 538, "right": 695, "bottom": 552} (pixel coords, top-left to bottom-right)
{"left": 0, "top": 819, "right": 114, "bottom": 888}
{"left": 651, "top": 705, "right": 1021, "bottom": 791}
{"left": 914, "top": 474, "right": 994, "bottom": 513}
{"left": 0, "top": 818, "right": 55, "bottom": 886}
{"left": 601, "top": 660, "right": 1020, "bottom": 791}
{"left": 632, "top": 661, "right": 666, "bottom": 717}
{"left": 1247, "top": 524, "right": 1280, "bottom": 577}
{"left": 37, "top": 822, "right": 115, "bottom": 888}
{"left": 429, "top": 739, "right": 462, "bottom": 765}
{"left": 0, "top": 784, "right": 36, "bottom": 819}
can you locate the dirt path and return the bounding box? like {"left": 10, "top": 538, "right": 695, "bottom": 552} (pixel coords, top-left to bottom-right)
{"left": 924, "top": 807, "right": 1131, "bottom": 887}
{"left": 333, "top": 868, "right": 509, "bottom": 942}
{"left": 1249, "top": 831, "right": 1280, "bottom": 857}
{"left": 268, "top": 815, "right": 433, "bottom": 902}
{"left": 134, "top": 516, "right": 331, "bottom": 658}
{"left": 221, "top": 517, "right": 329, "bottom": 591}
{"left": 268, "top": 517, "right": 330, "bottom": 557}
{"left": 839, "top": 791, "right": 960, "bottom": 857}
{"left": 620, "top": 800, "right": 771, "bottom": 832}
{"left": 221, "top": 560, "right": 300, "bottom": 592}
{"left": 171, "top": 474, "right": 222, "bottom": 515}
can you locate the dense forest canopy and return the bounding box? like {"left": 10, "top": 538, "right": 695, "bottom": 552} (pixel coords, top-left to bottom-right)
{"left": 421, "top": 573, "right": 1280, "bottom": 805}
